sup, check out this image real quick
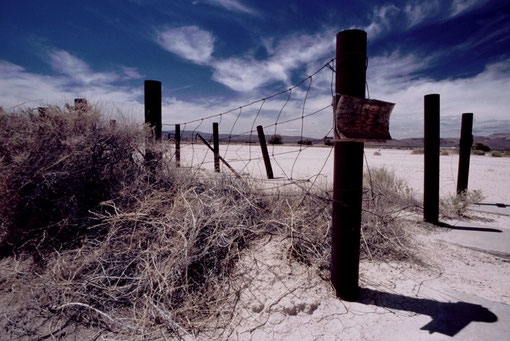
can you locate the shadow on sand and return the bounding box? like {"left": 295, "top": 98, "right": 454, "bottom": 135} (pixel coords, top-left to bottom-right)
{"left": 359, "top": 288, "right": 498, "bottom": 336}
{"left": 437, "top": 222, "right": 502, "bottom": 233}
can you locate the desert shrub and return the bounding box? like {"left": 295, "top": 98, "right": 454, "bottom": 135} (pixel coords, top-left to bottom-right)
{"left": 281, "top": 167, "right": 419, "bottom": 272}
{"left": 473, "top": 141, "right": 491, "bottom": 152}
{"left": 440, "top": 190, "right": 485, "bottom": 218}
{"left": 324, "top": 137, "right": 333, "bottom": 146}
{"left": 373, "top": 151, "right": 381, "bottom": 156}
{"left": 490, "top": 151, "right": 502, "bottom": 157}
{"left": 411, "top": 148, "right": 424, "bottom": 154}
{"left": 0, "top": 105, "right": 423, "bottom": 337}
{"left": 440, "top": 150, "right": 449, "bottom": 156}
{"left": 298, "top": 138, "right": 312, "bottom": 145}
{"left": 0, "top": 105, "right": 152, "bottom": 253}
{"left": 472, "top": 149, "right": 485, "bottom": 155}
{"left": 503, "top": 151, "right": 510, "bottom": 157}
{"left": 268, "top": 134, "right": 283, "bottom": 144}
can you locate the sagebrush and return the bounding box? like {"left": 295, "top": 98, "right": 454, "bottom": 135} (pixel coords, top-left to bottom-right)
{"left": 0, "top": 105, "right": 420, "bottom": 339}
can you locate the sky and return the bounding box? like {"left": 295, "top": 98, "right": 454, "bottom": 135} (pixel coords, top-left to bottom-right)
{"left": 1, "top": 0, "right": 509, "bottom": 139}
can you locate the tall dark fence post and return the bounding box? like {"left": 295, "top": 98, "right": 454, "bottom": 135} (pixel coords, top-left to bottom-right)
{"left": 175, "top": 124, "right": 181, "bottom": 168}
{"left": 257, "top": 125, "right": 274, "bottom": 179}
{"left": 424, "top": 94, "right": 440, "bottom": 224}
{"left": 213, "top": 122, "right": 220, "bottom": 172}
{"left": 457, "top": 113, "right": 473, "bottom": 195}
{"left": 144, "top": 80, "right": 162, "bottom": 140}
{"left": 331, "top": 29, "right": 366, "bottom": 301}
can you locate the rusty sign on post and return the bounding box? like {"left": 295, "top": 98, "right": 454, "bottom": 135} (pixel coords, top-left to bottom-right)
{"left": 333, "top": 94, "right": 395, "bottom": 141}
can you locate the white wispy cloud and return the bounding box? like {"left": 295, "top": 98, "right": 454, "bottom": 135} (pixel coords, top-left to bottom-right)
{"left": 0, "top": 55, "right": 143, "bottom": 119}
{"left": 48, "top": 49, "right": 118, "bottom": 84}
{"left": 368, "top": 53, "right": 510, "bottom": 137}
{"left": 156, "top": 26, "right": 215, "bottom": 64}
{"left": 155, "top": 25, "right": 334, "bottom": 92}
{"left": 203, "top": 0, "right": 255, "bottom": 14}
{"left": 365, "top": 4, "right": 400, "bottom": 38}
{"left": 450, "top": 0, "right": 486, "bottom": 17}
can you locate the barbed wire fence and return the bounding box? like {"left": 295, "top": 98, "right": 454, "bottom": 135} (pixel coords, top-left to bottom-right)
{"left": 157, "top": 58, "right": 340, "bottom": 201}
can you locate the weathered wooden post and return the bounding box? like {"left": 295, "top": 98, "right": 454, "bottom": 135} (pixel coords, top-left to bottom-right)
{"left": 144, "top": 80, "right": 162, "bottom": 140}
{"left": 457, "top": 113, "right": 473, "bottom": 195}
{"left": 175, "top": 124, "right": 181, "bottom": 168}
{"left": 257, "top": 125, "right": 274, "bottom": 179}
{"left": 74, "top": 98, "right": 87, "bottom": 111}
{"left": 213, "top": 122, "right": 220, "bottom": 172}
{"left": 331, "top": 29, "right": 366, "bottom": 301}
{"left": 424, "top": 94, "right": 440, "bottom": 224}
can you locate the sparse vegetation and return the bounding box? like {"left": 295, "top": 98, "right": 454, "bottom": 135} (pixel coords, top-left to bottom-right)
{"left": 490, "top": 151, "right": 502, "bottom": 157}
{"left": 440, "top": 190, "right": 485, "bottom": 218}
{"left": 473, "top": 141, "right": 491, "bottom": 152}
{"left": 411, "top": 147, "right": 424, "bottom": 154}
{"left": 472, "top": 149, "right": 485, "bottom": 155}
{"left": 298, "top": 138, "right": 312, "bottom": 145}
{"left": 268, "top": 134, "right": 283, "bottom": 144}
{"left": 0, "top": 105, "right": 422, "bottom": 338}
{"left": 373, "top": 151, "right": 381, "bottom": 156}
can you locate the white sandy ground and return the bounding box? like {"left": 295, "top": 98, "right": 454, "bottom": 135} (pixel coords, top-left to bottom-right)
{"left": 2, "top": 145, "right": 510, "bottom": 340}
{"left": 179, "top": 144, "right": 510, "bottom": 204}
{"left": 174, "top": 144, "right": 510, "bottom": 340}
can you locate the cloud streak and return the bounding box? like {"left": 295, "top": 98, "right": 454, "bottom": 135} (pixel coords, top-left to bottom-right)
{"left": 156, "top": 26, "right": 215, "bottom": 64}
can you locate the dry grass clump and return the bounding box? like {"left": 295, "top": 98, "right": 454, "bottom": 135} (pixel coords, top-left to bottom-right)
{"left": 0, "top": 104, "right": 421, "bottom": 338}
{"left": 0, "top": 105, "right": 147, "bottom": 255}
{"left": 275, "top": 167, "right": 419, "bottom": 275}
{"left": 440, "top": 190, "right": 485, "bottom": 218}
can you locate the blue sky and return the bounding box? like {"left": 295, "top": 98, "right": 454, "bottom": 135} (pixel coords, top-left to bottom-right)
{"left": 1, "top": 0, "right": 509, "bottom": 138}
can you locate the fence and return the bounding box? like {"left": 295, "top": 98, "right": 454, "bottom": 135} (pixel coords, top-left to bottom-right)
{"left": 142, "top": 29, "right": 475, "bottom": 301}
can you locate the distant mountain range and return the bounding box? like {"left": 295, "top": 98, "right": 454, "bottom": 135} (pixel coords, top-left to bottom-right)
{"left": 163, "top": 131, "right": 510, "bottom": 151}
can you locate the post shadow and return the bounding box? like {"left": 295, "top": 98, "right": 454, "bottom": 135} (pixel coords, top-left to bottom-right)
{"left": 436, "top": 222, "right": 502, "bottom": 233}
{"left": 359, "top": 288, "right": 497, "bottom": 337}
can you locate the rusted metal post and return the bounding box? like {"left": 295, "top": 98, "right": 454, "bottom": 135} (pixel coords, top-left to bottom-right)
{"left": 175, "top": 124, "right": 181, "bottom": 168}
{"left": 144, "top": 80, "right": 162, "bottom": 140}
{"left": 457, "top": 113, "right": 473, "bottom": 195}
{"left": 424, "top": 94, "right": 440, "bottom": 224}
{"left": 257, "top": 125, "right": 274, "bottom": 179}
{"left": 331, "top": 29, "right": 366, "bottom": 301}
{"left": 213, "top": 122, "right": 220, "bottom": 172}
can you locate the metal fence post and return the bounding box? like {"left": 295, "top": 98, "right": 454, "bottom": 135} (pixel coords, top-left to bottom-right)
{"left": 213, "top": 122, "right": 220, "bottom": 172}
{"left": 257, "top": 125, "right": 274, "bottom": 179}
{"left": 331, "top": 29, "right": 366, "bottom": 301}
{"left": 175, "top": 124, "right": 181, "bottom": 168}
{"left": 424, "top": 94, "right": 440, "bottom": 224}
{"left": 457, "top": 113, "right": 473, "bottom": 195}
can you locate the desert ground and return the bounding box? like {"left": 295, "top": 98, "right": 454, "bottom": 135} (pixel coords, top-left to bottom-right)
{"left": 175, "top": 143, "right": 510, "bottom": 340}
{"left": 2, "top": 142, "right": 509, "bottom": 340}
{"left": 181, "top": 143, "right": 510, "bottom": 203}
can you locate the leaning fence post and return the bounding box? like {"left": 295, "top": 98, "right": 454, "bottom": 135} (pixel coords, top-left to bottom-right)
{"left": 424, "top": 94, "right": 440, "bottom": 224}
{"left": 175, "top": 124, "right": 181, "bottom": 168}
{"left": 331, "top": 29, "right": 366, "bottom": 301}
{"left": 457, "top": 113, "right": 473, "bottom": 195}
{"left": 257, "top": 125, "right": 274, "bottom": 179}
{"left": 144, "top": 80, "right": 162, "bottom": 141}
{"left": 213, "top": 122, "right": 220, "bottom": 172}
